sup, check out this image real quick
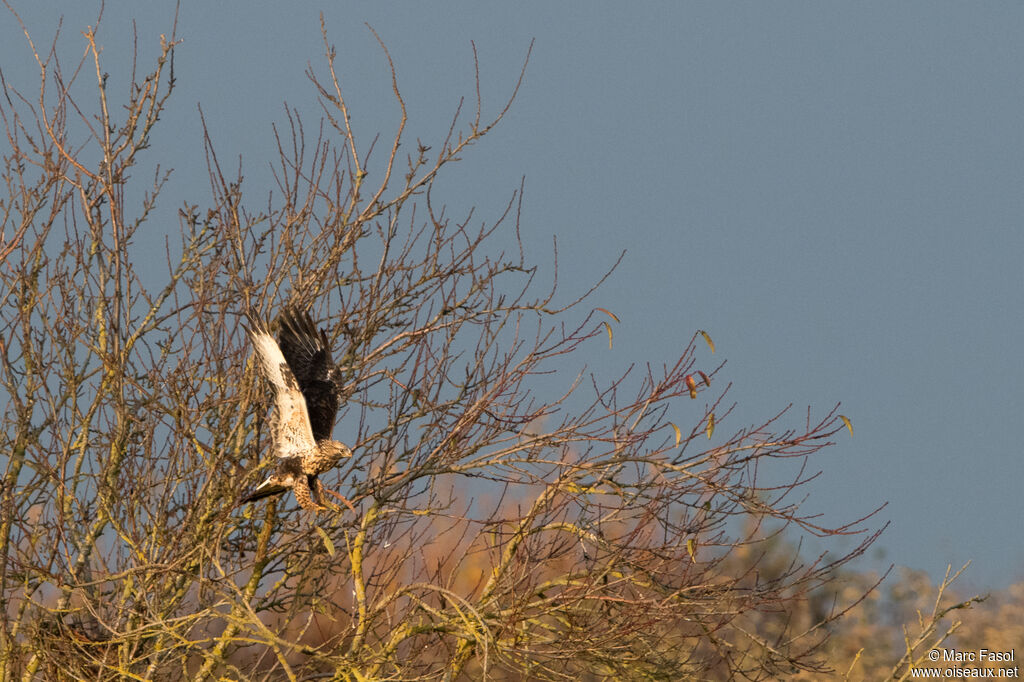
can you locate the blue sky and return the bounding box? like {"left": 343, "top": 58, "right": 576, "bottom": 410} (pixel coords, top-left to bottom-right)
{"left": 3, "top": 2, "right": 1022, "bottom": 591}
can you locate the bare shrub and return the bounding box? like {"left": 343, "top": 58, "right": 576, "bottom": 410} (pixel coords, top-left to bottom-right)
{"left": 0, "top": 9, "right": 886, "bottom": 680}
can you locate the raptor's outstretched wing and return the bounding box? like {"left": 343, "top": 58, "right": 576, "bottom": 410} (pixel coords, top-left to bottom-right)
{"left": 277, "top": 308, "right": 343, "bottom": 442}
{"left": 245, "top": 310, "right": 317, "bottom": 458}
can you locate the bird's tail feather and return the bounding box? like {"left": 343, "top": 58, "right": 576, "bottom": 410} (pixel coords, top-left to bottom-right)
{"left": 240, "top": 484, "right": 288, "bottom": 504}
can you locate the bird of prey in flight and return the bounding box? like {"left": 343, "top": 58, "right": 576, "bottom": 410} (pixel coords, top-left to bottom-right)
{"left": 242, "top": 307, "right": 353, "bottom": 513}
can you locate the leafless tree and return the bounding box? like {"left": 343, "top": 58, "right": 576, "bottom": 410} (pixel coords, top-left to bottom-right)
{"left": 0, "top": 8, "right": 887, "bottom": 681}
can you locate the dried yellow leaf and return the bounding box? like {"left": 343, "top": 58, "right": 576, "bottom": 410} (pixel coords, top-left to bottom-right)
{"left": 315, "top": 527, "right": 336, "bottom": 557}
{"left": 840, "top": 415, "right": 853, "bottom": 436}
{"left": 699, "top": 330, "right": 715, "bottom": 353}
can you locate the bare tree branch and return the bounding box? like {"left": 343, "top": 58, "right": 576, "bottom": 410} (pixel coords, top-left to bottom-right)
{"left": 0, "top": 10, "right": 891, "bottom": 681}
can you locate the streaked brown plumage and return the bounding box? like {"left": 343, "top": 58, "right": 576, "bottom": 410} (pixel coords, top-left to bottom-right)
{"left": 242, "top": 307, "right": 351, "bottom": 512}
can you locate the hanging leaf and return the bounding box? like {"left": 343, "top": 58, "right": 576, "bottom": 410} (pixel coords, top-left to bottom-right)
{"left": 669, "top": 422, "right": 681, "bottom": 448}
{"left": 840, "top": 415, "right": 853, "bottom": 436}
{"left": 685, "top": 374, "right": 697, "bottom": 399}
{"left": 596, "top": 307, "right": 620, "bottom": 323}
{"left": 315, "top": 527, "right": 336, "bottom": 557}
{"left": 698, "top": 370, "right": 711, "bottom": 387}
{"left": 699, "top": 330, "right": 715, "bottom": 354}
{"left": 686, "top": 538, "right": 697, "bottom": 563}
{"left": 706, "top": 412, "right": 715, "bottom": 439}
{"left": 602, "top": 321, "right": 613, "bottom": 349}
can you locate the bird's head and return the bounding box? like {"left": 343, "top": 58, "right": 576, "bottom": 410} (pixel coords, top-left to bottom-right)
{"left": 324, "top": 441, "right": 353, "bottom": 460}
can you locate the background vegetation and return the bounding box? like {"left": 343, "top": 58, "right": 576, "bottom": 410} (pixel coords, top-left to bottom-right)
{"left": 0, "top": 9, "right": 998, "bottom": 681}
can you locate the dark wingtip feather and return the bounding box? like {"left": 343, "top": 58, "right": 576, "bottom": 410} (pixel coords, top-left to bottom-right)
{"left": 244, "top": 307, "right": 272, "bottom": 338}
